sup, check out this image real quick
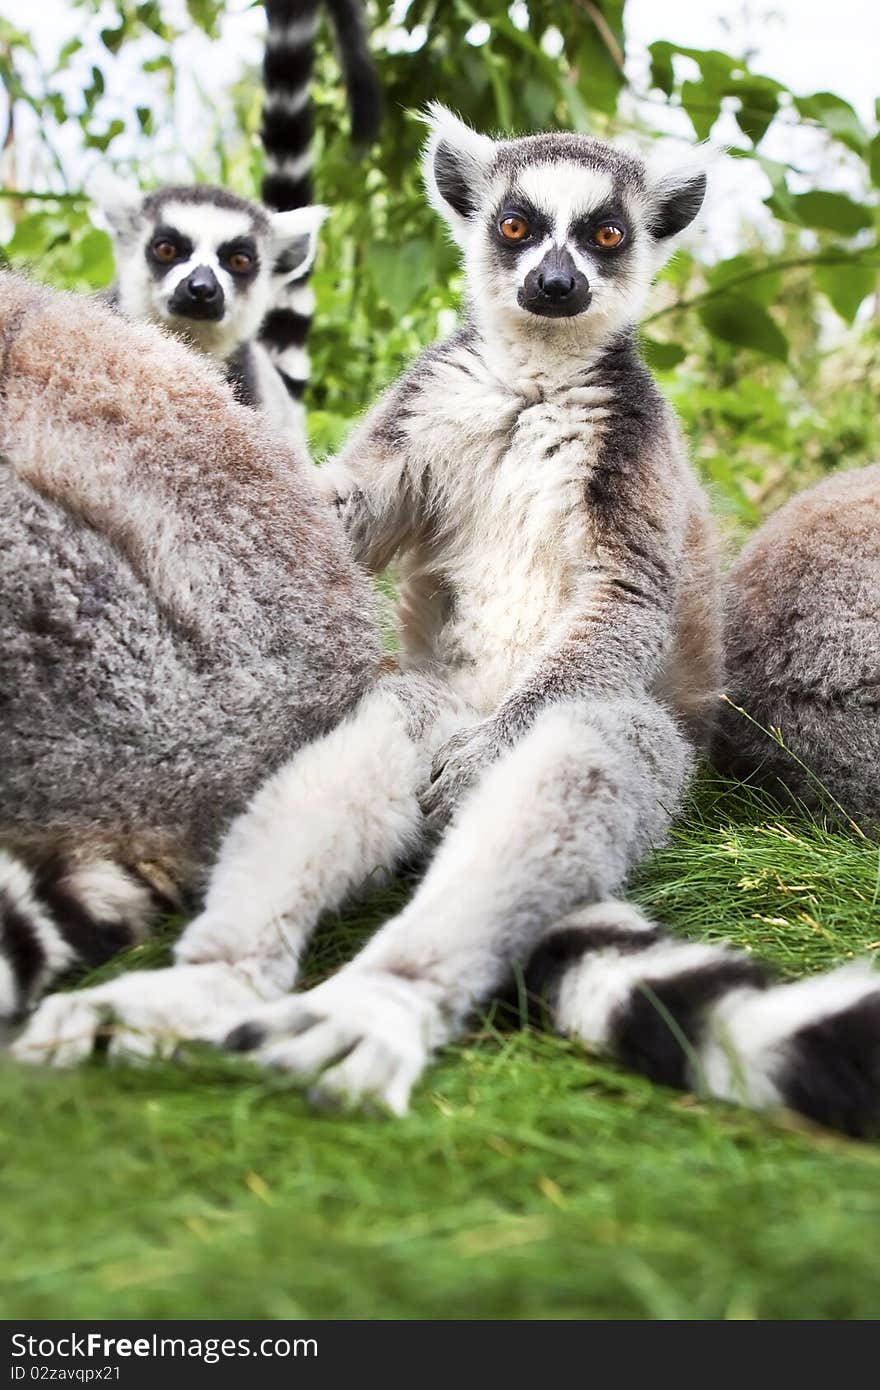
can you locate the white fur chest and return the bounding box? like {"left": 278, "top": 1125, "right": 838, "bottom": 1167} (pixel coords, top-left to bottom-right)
{"left": 397, "top": 345, "right": 612, "bottom": 711}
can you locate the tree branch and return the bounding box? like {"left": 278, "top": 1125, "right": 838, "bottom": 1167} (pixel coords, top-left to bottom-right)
{"left": 643, "top": 251, "right": 880, "bottom": 325}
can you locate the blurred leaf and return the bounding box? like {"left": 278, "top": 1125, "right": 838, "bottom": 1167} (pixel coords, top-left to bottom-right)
{"left": 85, "top": 118, "right": 126, "bottom": 152}
{"left": 648, "top": 40, "right": 675, "bottom": 96}
{"left": 698, "top": 297, "right": 789, "bottom": 362}
{"left": 707, "top": 255, "right": 781, "bottom": 307}
{"left": 68, "top": 227, "right": 115, "bottom": 288}
{"left": 100, "top": 25, "right": 125, "bottom": 54}
{"left": 369, "top": 238, "right": 433, "bottom": 318}
{"left": 640, "top": 337, "right": 686, "bottom": 371}
{"left": 573, "top": 29, "right": 622, "bottom": 117}
{"left": 870, "top": 134, "right": 880, "bottom": 188}
{"left": 681, "top": 80, "right": 720, "bottom": 141}
{"left": 732, "top": 79, "right": 779, "bottom": 146}
{"left": 4, "top": 211, "right": 54, "bottom": 258}
{"left": 816, "top": 262, "right": 877, "bottom": 322}
{"left": 786, "top": 191, "right": 873, "bottom": 235}
{"left": 793, "top": 91, "right": 866, "bottom": 153}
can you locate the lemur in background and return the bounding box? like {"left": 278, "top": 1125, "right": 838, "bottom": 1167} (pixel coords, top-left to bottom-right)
{"left": 715, "top": 465, "right": 880, "bottom": 835}
{"left": 95, "top": 0, "right": 382, "bottom": 450}
{"left": 0, "top": 272, "right": 380, "bottom": 1027}
{"left": 15, "top": 112, "right": 880, "bottom": 1139}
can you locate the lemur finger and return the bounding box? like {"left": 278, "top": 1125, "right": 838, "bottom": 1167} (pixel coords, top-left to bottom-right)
{"left": 224, "top": 996, "right": 322, "bottom": 1053}
{"left": 12, "top": 996, "right": 109, "bottom": 1067}
{"left": 256, "top": 1020, "right": 358, "bottom": 1079}
{"left": 310, "top": 1038, "right": 415, "bottom": 1116}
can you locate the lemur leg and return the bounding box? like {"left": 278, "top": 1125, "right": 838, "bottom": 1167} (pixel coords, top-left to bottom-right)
{"left": 526, "top": 900, "right": 880, "bottom": 1138}
{"left": 12, "top": 673, "right": 472, "bottom": 1064}
{"left": 227, "top": 695, "right": 693, "bottom": 1114}
{"left": 176, "top": 670, "right": 465, "bottom": 989}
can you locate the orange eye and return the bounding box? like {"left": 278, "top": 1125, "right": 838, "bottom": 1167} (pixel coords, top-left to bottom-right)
{"left": 152, "top": 240, "right": 178, "bottom": 262}
{"left": 227, "top": 252, "right": 253, "bottom": 274}
{"left": 592, "top": 223, "right": 624, "bottom": 249}
{"left": 499, "top": 215, "right": 530, "bottom": 243}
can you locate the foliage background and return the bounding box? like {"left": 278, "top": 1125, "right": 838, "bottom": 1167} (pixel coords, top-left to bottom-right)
{"left": 1, "top": 0, "right": 878, "bottom": 542}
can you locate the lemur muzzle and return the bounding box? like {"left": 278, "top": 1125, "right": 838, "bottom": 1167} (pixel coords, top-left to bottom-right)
{"left": 170, "top": 265, "right": 226, "bottom": 322}
{"left": 518, "top": 246, "right": 591, "bottom": 319}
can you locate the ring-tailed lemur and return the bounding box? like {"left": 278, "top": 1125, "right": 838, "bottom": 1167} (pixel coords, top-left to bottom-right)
{"left": 715, "top": 464, "right": 880, "bottom": 834}
{"left": 14, "top": 114, "right": 880, "bottom": 1138}
{"left": 0, "top": 270, "right": 380, "bottom": 1026}
{"left": 94, "top": 0, "right": 382, "bottom": 450}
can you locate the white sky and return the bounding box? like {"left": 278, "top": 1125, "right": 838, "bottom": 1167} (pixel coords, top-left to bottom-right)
{"left": 1, "top": 0, "right": 876, "bottom": 256}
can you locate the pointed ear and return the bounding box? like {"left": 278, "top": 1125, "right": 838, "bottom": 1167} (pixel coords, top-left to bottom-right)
{"left": 420, "top": 103, "right": 496, "bottom": 235}
{"left": 85, "top": 169, "right": 144, "bottom": 240}
{"left": 646, "top": 166, "right": 708, "bottom": 241}
{"left": 269, "top": 205, "right": 328, "bottom": 280}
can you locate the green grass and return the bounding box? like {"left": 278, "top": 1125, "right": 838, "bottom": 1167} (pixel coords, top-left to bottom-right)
{"left": 2, "top": 778, "right": 879, "bottom": 1320}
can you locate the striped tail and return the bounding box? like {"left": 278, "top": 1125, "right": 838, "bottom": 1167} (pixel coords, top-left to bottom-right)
{"left": 259, "top": 0, "right": 382, "bottom": 406}
{"left": 524, "top": 901, "right": 880, "bottom": 1139}
{"left": 0, "top": 846, "right": 181, "bottom": 1022}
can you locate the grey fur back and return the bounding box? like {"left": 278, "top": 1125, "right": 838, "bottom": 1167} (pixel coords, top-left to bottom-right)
{"left": 714, "top": 464, "right": 880, "bottom": 831}
{"left": 0, "top": 271, "right": 381, "bottom": 876}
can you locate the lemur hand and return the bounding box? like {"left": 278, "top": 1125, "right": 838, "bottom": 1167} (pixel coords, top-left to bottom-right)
{"left": 224, "top": 967, "right": 446, "bottom": 1116}
{"left": 313, "top": 458, "right": 354, "bottom": 512}
{"left": 419, "top": 717, "right": 509, "bottom": 831}
{"left": 10, "top": 964, "right": 274, "bottom": 1066}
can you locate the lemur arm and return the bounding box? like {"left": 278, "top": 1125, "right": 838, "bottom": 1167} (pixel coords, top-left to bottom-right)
{"left": 317, "top": 384, "right": 423, "bottom": 575}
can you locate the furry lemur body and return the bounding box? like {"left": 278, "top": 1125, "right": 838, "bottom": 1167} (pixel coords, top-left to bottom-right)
{"left": 715, "top": 465, "right": 880, "bottom": 834}
{"left": 95, "top": 0, "right": 381, "bottom": 451}
{"left": 16, "top": 110, "right": 880, "bottom": 1138}
{"left": 0, "top": 272, "right": 380, "bottom": 1026}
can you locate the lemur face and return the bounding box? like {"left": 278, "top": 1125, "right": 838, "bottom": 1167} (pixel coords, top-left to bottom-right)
{"left": 424, "top": 106, "right": 707, "bottom": 347}
{"left": 93, "top": 180, "right": 326, "bottom": 360}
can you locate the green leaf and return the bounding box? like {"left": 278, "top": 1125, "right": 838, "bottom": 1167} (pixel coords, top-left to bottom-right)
{"left": 85, "top": 118, "right": 125, "bottom": 153}
{"left": 100, "top": 25, "right": 125, "bottom": 55}
{"left": 369, "top": 238, "right": 432, "bottom": 318}
{"left": 707, "top": 254, "right": 780, "bottom": 307}
{"left": 816, "top": 261, "right": 877, "bottom": 322}
{"left": 794, "top": 91, "right": 866, "bottom": 153}
{"left": 640, "top": 336, "right": 686, "bottom": 371}
{"left": 681, "top": 80, "right": 720, "bottom": 141}
{"left": 732, "top": 80, "right": 779, "bottom": 146}
{"left": 698, "top": 297, "right": 789, "bottom": 362}
{"left": 69, "top": 227, "right": 115, "bottom": 289}
{"left": 3, "top": 210, "right": 53, "bottom": 259}
{"left": 648, "top": 40, "right": 675, "bottom": 96}
{"left": 574, "top": 29, "right": 623, "bottom": 117}
{"left": 787, "top": 191, "right": 873, "bottom": 235}
{"left": 870, "top": 133, "right": 880, "bottom": 188}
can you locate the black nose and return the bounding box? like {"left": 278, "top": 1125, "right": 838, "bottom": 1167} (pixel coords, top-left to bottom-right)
{"left": 169, "top": 265, "right": 225, "bottom": 322}
{"left": 518, "top": 246, "right": 591, "bottom": 320}
{"left": 537, "top": 269, "right": 576, "bottom": 302}
{"left": 185, "top": 266, "right": 220, "bottom": 302}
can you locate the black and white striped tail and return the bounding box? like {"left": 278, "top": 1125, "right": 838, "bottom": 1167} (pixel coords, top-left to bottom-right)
{"left": 525, "top": 902, "right": 880, "bottom": 1139}
{"left": 260, "top": 0, "right": 382, "bottom": 405}
{"left": 0, "top": 847, "right": 178, "bottom": 1022}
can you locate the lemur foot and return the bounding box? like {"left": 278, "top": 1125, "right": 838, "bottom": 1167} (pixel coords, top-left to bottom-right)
{"left": 10, "top": 963, "right": 274, "bottom": 1066}
{"left": 225, "top": 970, "right": 446, "bottom": 1116}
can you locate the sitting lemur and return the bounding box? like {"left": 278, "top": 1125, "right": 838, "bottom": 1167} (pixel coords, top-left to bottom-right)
{"left": 11, "top": 110, "right": 880, "bottom": 1138}
{"left": 93, "top": 0, "right": 382, "bottom": 453}
{"left": 0, "top": 272, "right": 380, "bottom": 1028}
{"left": 715, "top": 465, "right": 880, "bottom": 835}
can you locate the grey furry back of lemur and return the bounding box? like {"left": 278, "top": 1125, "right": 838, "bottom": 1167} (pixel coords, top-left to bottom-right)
{"left": 715, "top": 464, "right": 880, "bottom": 831}
{"left": 0, "top": 271, "right": 380, "bottom": 1012}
